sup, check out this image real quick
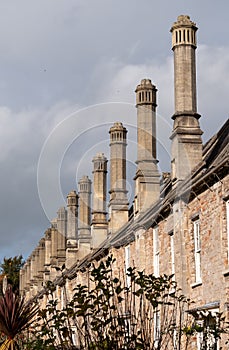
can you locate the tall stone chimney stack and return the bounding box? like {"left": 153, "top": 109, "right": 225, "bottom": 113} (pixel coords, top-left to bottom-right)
{"left": 57, "top": 207, "right": 67, "bottom": 237}
{"left": 91, "top": 153, "right": 108, "bottom": 248}
{"left": 170, "top": 15, "right": 203, "bottom": 182}
{"left": 66, "top": 190, "right": 79, "bottom": 268}
{"left": 134, "top": 79, "right": 160, "bottom": 214}
{"left": 56, "top": 207, "right": 67, "bottom": 264}
{"left": 43, "top": 228, "right": 51, "bottom": 281}
{"left": 108, "top": 122, "right": 129, "bottom": 233}
{"left": 78, "top": 175, "right": 92, "bottom": 258}
{"left": 66, "top": 191, "right": 78, "bottom": 241}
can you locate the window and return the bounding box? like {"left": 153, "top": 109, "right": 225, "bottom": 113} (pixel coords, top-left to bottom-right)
{"left": 125, "top": 245, "right": 131, "bottom": 288}
{"left": 196, "top": 325, "right": 204, "bottom": 350}
{"left": 170, "top": 232, "right": 175, "bottom": 280}
{"left": 153, "top": 226, "right": 159, "bottom": 277}
{"left": 227, "top": 201, "right": 229, "bottom": 264}
{"left": 194, "top": 219, "right": 201, "bottom": 283}
{"left": 60, "top": 288, "right": 65, "bottom": 309}
{"left": 71, "top": 327, "right": 77, "bottom": 346}
{"left": 195, "top": 309, "right": 219, "bottom": 350}
{"left": 154, "top": 310, "right": 160, "bottom": 348}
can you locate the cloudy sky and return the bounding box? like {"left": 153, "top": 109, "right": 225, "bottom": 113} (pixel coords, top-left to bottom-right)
{"left": 0, "top": 0, "right": 228, "bottom": 262}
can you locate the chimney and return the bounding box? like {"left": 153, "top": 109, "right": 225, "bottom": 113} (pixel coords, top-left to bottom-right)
{"left": 170, "top": 15, "right": 203, "bottom": 183}
{"left": 78, "top": 175, "right": 92, "bottom": 258}
{"left": 134, "top": 79, "right": 160, "bottom": 214}
{"left": 91, "top": 153, "right": 108, "bottom": 248}
{"left": 108, "top": 122, "right": 129, "bottom": 233}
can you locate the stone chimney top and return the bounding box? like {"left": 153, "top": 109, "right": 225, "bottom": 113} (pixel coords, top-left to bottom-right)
{"left": 109, "top": 122, "right": 127, "bottom": 134}
{"left": 93, "top": 152, "right": 107, "bottom": 161}
{"left": 67, "top": 190, "right": 78, "bottom": 207}
{"left": 58, "top": 206, "right": 66, "bottom": 211}
{"left": 114, "top": 121, "right": 123, "bottom": 127}
{"left": 135, "top": 79, "right": 157, "bottom": 106}
{"left": 177, "top": 15, "right": 195, "bottom": 25}
{"left": 67, "top": 190, "right": 77, "bottom": 197}
{"left": 78, "top": 175, "right": 91, "bottom": 183}
{"left": 135, "top": 78, "right": 156, "bottom": 92}
{"left": 57, "top": 207, "right": 66, "bottom": 214}
{"left": 170, "top": 15, "right": 198, "bottom": 49}
{"left": 171, "top": 15, "right": 197, "bottom": 31}
{"left": 78, "top": 175, "right": 92, "bottom": 193}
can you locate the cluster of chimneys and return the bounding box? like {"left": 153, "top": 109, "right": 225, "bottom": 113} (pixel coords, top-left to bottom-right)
{"left": 20, "top": 15, "right": 203, "bottom": 294}
{"left": 51, "top": 77, "right": 161, "bottom": 262}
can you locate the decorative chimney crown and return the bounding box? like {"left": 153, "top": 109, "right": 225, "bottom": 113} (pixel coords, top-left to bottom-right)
{"left": 170, "top": 15, "right": 198, "bottom": 49}
{"left": 135, "top": 79, "right": 157, "bottom": 106}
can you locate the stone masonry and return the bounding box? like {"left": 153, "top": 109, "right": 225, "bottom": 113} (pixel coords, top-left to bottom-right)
{"left": 20, "top": 15, "right": 229, "bottom": 349}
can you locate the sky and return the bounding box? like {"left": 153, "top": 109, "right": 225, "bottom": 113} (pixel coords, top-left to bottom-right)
{"left": 0, "top": 0, "right": 228, "bottom": 262}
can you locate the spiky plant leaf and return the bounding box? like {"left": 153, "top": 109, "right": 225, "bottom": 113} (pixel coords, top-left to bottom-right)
{"left": 0, "top": 286, "right": 38, "bottom": 341}
{"left": 0, "top": 338, "right": 14, "bottom": 350}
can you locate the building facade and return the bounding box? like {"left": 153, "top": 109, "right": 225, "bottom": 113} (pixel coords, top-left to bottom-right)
{"left": 20, "top": 15, "right": 229, "bottom": 349}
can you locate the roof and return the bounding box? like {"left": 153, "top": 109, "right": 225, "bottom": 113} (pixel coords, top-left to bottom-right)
{"left": 34, "top": 118, "right": 229, "bottom": 291}
{"left": 65, "top": 118, "right": 229, "bottom": 277}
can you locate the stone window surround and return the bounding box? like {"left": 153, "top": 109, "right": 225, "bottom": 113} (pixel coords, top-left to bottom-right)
{"left": 168, "top": 230, "right": 175, "bottom": 280}
{"left": 125, "top": 245, "right": 131, "bottom": 288}
{"left": 153, "top": 226, "right": 159, "bottom": 277}
{"left": 223, "top": 196, "right": 229, "bottom": 276}
{"left": 191, "top": 214, "right": 202, "bottom": 285}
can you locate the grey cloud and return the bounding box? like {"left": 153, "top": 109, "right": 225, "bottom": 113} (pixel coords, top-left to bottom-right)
{"left": 0, "top": 1, "right": 228, "bottom": 261}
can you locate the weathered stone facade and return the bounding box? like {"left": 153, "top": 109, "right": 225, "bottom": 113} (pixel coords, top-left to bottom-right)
{"left": 20, "top": 15, "right": 229, "bottom": 349}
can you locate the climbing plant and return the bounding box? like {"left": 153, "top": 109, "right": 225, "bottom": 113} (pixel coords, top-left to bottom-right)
{"left": 22, "top": 256, "right": 229, "bottom": 349}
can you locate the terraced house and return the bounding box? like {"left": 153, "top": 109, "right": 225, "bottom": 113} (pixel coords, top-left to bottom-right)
{"left": 20, "top": 15, "right": 229, "bottom": 349}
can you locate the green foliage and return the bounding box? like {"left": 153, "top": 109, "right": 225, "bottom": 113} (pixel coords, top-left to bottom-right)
{"left": 182, "top": 311, "right": 229, "bottom": 350}
{"left": 22, "top": 256, "right": 229, "bottom": 349}
{"left": 24, "top": 258, "right": 180, "bottom": 349}
{"left": 0, "top": 255, "right": 24, "bottom": 293}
